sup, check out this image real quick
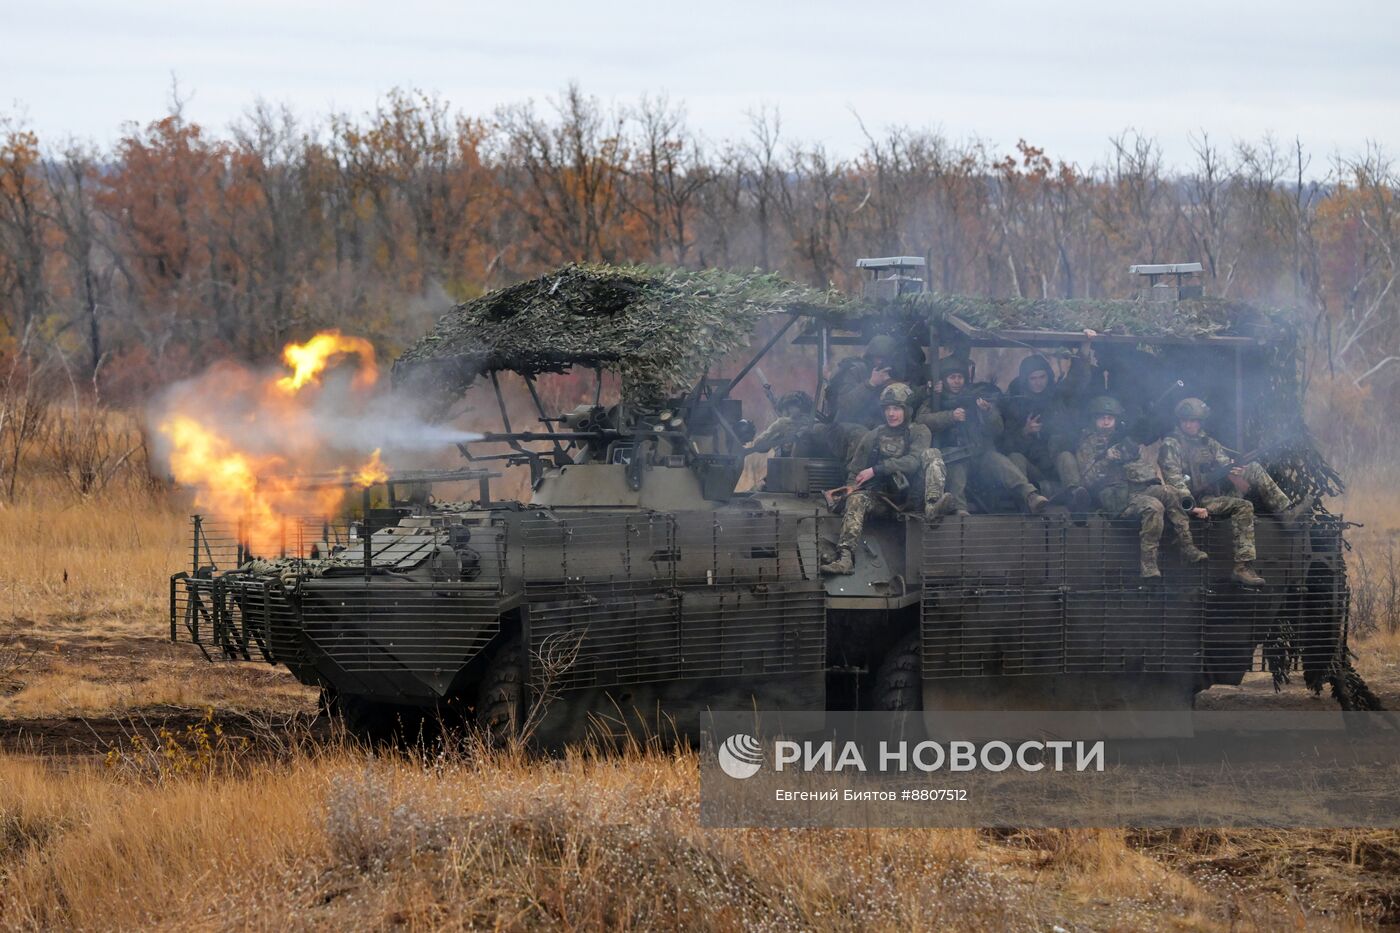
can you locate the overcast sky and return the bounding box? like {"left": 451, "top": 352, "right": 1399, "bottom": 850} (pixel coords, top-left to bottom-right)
{"left": 3, "top": 0, "right": 1397, "bottom": 170}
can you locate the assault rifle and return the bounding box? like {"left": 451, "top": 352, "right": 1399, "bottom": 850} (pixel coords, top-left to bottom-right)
{"left": 823, "top": 435, "right": 915, "bottom": 508}
{"left": 753, "top": 365, "right": 782, "bottom": 412}
{"left": 1193, "top": 439, "right": 1293, "bottom": 496}
{"left": 933, "top": 383, "right": 1002, "bottom": 465}
{"left": 1104, "top": 432, "right": 1143, "bottom": 464}
{"left": 823, "top": 479, "right": 864, "bottom": 510}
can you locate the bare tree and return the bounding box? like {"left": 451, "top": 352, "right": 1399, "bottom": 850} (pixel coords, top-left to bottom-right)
{"left": 0, "top": 331, "right": 52, "bottom": 500}
{"left": 741, "top": 106, "right": 784, "bottom": 271}
{"left": 496, "top": 84, "right": 629, "bottom": 264}
{"left": 622, "top": 95, "right": 712, "bottom": 265}
{"left": 0, "top": 120, "right": 51, "bottom": 339}
{"left": 47, "top": 141, "right": 114, "bottom": 378}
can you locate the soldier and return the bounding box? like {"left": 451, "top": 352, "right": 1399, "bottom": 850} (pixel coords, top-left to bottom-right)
{"left": 828, "top": 334, "right": 904, "bottom": 427}
{"left": 1158, "top": 397, "right": 1315, "bottom": 587}
{"left": 820, "top": 383, "right": 951, "bottom": 575}
{"left": 745, "top": 391, "right": 819, "bottom": 457}
{"left": 916, "top": 357, "right": 1049, "bottom": 516}
{"left": 812, "top": 334, "right": 907, "bottom": 462}
{"left": 1077, "top": 396, "right": 1208, "bottom": 579}
{"left": 1001, "top": 352, "right": 1090, "bottom": 500}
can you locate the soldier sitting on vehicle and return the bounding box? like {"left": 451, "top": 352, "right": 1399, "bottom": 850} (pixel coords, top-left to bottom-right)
{"left": 1077, "top": 396, "right": 1208, "bottom": 580}
{"left": 915, "top": 356, "right": 1049, "bottom": 516}
{"left": 1001, "top": 350, "right": 1093, "bottom": 505}
{"left": 820, "top": 383, "right": 952, "bottom": 575}
{"left": 744, "top": 391, "right": 820, "bottom": 458}
{"left": 812, "top": 334, "right": 914, "bottom": 462}
{"left": 825, "top": 334, "right": 907, "bottom": 425}
{"left": 1158, "top": 397, "right": 1315, "bottom": 587}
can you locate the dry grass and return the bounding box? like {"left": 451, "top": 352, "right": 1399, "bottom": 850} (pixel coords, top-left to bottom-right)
{"left": 0, "top": 480, "right": 316, "bottom": 719}
{"left": 3, "top": 446, "right": 1400, "bottom": 928}
{"left": 9, "top": 739, "right": 1389, "bottom": 931}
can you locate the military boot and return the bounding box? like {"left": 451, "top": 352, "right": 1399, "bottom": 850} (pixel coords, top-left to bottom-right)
{"left": 924, "top": 493, "right": 954, "bottom": 521}
{"left": 1282, "top": 495, "right": 1317, "bottom": 530}
{"left": 1140, "top": 552, "right": 1162, "bottom": 579}
{"left": 1180, "top": 542, "right": 1210, "bottom": 564}
{"left": 1068, "top": 486, "right": 1091, "bottom": 513}
{"left": 1025, "top": 492, "right": 1050, "bottom": 514}
{"left": 1232, "top": 562, "right": 1266, "bottom": 586}
{"left": 821, "top": 547, "right": 855, "bottom": 575}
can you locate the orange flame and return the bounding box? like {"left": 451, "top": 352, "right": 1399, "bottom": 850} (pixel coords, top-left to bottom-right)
{"left": 275, "top": 330, "right": 378, "bottom": 394}
{"left": 159, "top": 331, "right": 390, "bottom": 559}
{"left": 354, "top": 449, "right": 388, "bottom": 488}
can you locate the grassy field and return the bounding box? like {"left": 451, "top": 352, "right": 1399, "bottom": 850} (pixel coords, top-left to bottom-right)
{"left": 3, "top": 477, "right": 1400, "bottom": 929}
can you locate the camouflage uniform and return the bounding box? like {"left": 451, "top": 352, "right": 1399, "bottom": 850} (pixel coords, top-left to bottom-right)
{"left": 1158, "top": 433, "right": 1283, "bottom": 563}
{"left": 749, "top": 392, "right": 819, "bottom": 457}
{"left": 823, "top": 383, "right": 949, "bottom": 574}
{"left": 1077, "top": 398, "right": 1203, "bottom": 578}
{"left": 828, "top": 335, "right": 906, "bottom": 426}
{"left": 819, "top": 335, "right": 910, "bottom": 462}
{"left": 749, "top": 414, "right": 813, "bottom": 454}
{"left": 915, "top": 357, "right": 1047, "bottom": 515}
{"left": 1158, "top": 398, "right": 1304, "bottom": 584}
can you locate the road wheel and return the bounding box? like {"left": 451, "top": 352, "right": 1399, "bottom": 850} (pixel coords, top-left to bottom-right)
{"left": 872, "top": 633, "right": 923, "bottom": 711}
{"left": 476, "top": 636, "right": 526, "bottom": 742}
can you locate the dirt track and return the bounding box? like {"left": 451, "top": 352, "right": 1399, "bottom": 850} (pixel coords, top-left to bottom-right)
{"left": 6, "top": 628, "right": 1397, "bottom": 760}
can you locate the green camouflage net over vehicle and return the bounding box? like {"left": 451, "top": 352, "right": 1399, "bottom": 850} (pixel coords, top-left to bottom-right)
{"left": 394, "top": 263, "right": 1339, "bottom": 497}
{"left": 394, "top": 263, "right": 857, "bottom": 410}
{"left": 897, "top": 293, "right": 1287, "bottom": 341}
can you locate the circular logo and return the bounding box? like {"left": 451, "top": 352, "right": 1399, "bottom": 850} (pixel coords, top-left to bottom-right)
{"left": 718, "top": 733, "right": 763, "bottom": 779}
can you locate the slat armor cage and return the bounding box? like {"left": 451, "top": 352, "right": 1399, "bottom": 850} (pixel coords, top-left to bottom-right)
{"left": 920, "top": 513, "right": 1349, "bottom": 680}
{"left": 519, "top": 509, "right": 826, "bottom": 691}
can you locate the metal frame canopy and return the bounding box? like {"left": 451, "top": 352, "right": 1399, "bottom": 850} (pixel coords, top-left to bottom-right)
{"left": 392, "top": 263, "right": 859, "bottom": 412}
{"left": 385, "top": 260, "right": 1338, "bottom": 501}
{"left": 394, "top": 263, "right": 1298, "bottom": 411}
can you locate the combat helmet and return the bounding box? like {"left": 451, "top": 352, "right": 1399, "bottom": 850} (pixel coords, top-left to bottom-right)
{"left": 879, "top": 382, "right": 915, "bottom": 421}
{"left": 1088, "top": 396, "right": 1125, "bottom": 419}
{"left": 1174, "top": 397, "right": 1211, "bottom": 421}
{"left": 777, "top": 390, "right": 814, "bottom": 416}
{"left": 864, "top": 334, "right": 899, "bottom": 362}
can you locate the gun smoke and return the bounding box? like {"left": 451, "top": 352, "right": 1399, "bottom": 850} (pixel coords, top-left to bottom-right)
{"left": 146, "top": 334, "right": 482, "bottom": 550}
{"left": 150, "top": 365, "right": 480, "bottom": 465}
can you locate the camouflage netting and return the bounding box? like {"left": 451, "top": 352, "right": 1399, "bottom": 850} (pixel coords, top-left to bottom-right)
{"left": 394, "top": 263, "right": 1338, "bottom": 496}
{"left": 895, "top": 294, "right": 1290, "bottom": 341}
{"left": 393, "top": 263, "right": 856, "bottom": 412}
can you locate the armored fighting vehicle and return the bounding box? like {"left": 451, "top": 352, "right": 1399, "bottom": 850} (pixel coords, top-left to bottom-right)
{"left": 170, "top": 260, "right": 1372, "bottom": 743}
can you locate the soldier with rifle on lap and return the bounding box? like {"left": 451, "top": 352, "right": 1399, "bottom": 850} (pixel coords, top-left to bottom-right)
{"left": 820, "top": 383, "right": 952, "bottom": 575}
{"left": 916, "top": 356, "right": 1048, "bottom": 516}
{"left": 1158, "top": 397, "right": 1315, "bottom": 586}
{"left": 1077, "top": 396, "right": 1208, "bottom": 580}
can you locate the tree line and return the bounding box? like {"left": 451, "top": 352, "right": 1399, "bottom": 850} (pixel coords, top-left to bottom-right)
{"left": 0, "top": 85, "right": 1396, "bottom": 443}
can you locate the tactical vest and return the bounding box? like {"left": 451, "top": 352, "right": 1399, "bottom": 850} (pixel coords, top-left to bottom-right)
{"left": 1171, "top": 432, "right": 1222, "bottom": 493}
{"left": 872, "top": 426, "right": 913, "bottom": 464}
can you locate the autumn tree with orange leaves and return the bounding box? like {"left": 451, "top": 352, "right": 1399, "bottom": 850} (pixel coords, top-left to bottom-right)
{"left": 0, "top": 87, "right": 1397, "bottom": 468}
